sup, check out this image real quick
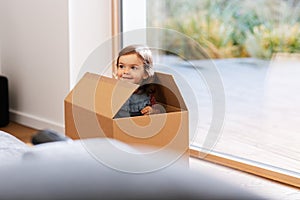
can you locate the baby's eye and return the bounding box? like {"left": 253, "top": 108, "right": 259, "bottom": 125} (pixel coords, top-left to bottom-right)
{"left": 131, "top": 66, "right": 138, "bottom": 70}
{"left": 118, "top": 65, "right": 124, "bottom": 69}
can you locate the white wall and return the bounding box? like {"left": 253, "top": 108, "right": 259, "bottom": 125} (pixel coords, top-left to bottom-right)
{"left": 122, "top": 0, "right": 147, "bottom": 47}
{"left": 0, "top": 0, "right": 70, "bottom": 133}
{"left": 0, "top": 0, "right": 112, "bottom": 133}
{"left": 69, "top": 0, "right": 111, "bottom": 88}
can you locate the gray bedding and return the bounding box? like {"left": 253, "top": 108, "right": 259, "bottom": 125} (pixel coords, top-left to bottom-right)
{"left": 0, "top": 131, "right": 29, "bottom": 164}
{"left": 0, "top": 130, "right": 261, "bottom": 199}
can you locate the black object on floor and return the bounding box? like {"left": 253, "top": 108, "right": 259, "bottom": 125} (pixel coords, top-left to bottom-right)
{"left": 0, "top": 75, "right": 9, "bottom": 127}
{"left": 31, "top": 129, "right": 72, "bottom": 145}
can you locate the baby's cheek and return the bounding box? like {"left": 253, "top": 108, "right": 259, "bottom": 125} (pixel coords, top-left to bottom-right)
{"left": 116, "top": 72, "right": 122, "bottom": 78}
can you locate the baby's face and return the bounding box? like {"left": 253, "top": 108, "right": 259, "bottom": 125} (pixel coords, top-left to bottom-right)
{"left": 117, "top": 53, "right": 148, "bottom": 84}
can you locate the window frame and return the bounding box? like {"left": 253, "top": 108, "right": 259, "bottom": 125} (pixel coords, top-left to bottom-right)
{"left": 114, "top": 0, "right": 300, "bottom": 188}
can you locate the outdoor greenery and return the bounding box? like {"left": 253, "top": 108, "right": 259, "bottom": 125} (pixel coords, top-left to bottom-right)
{"left": 147, "top": 0, "right": 300, "bottom": 59}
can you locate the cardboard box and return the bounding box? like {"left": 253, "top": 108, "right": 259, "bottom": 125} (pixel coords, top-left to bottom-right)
{"left": 64, "top": 72, "right": 188, "bottom": 153}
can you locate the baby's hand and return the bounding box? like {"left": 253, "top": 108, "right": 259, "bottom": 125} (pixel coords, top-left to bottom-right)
{"left": 141, "top": 104, "right": 163, "bottom": 115}
{"left": 141, "top": 106, "right": 153, "bottom": 115}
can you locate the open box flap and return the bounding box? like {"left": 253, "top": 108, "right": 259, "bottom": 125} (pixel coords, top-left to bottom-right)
{"left": 65, "top": 72, "right": 187, "bottom": 118}
{"left": 65, "top": 72, "right": 139, "bottom": 118}
{"left": 154, "top": 72, "right": 187, "bottom": 110}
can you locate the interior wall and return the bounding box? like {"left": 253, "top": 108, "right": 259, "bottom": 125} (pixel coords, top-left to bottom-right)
{"left": 0, "top": 1, "right": 3, "bottom": 74}
{"left": 0, "top": 0, "right": 70, "bottom": 133}
{"left": 69, "top": 0, "right": 112, "bottom": 88}
{"left": 0, "top": 0, "right": 112, "bottom": 133}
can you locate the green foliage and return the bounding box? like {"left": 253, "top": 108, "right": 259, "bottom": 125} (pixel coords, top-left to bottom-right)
{"left": 245, "top": 23, "right": 300, "bottom": 58}
{"left": 147, "top": 0, "right": 300, "bottom": 59}
{"left": 244, "top": 0, "right": 300, "bottom": 58}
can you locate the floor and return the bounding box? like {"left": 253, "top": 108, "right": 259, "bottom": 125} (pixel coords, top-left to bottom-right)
{"left": 1, "top": 121, "right": 299, "bottom": 199}
{"left": 190, "top": 158, "right": 300, "bottom": 200}
{"left": 0, "top": 122, "right": 37, "bottom": 145}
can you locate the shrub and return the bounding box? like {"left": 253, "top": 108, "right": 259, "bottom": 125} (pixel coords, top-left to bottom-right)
{"left": 147, "top": 0, "right": 300, "bottom": 59}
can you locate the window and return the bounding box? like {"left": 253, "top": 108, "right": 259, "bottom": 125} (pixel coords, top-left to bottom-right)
{"left": 120, "top": 0, "right": 300, "bottom": 187}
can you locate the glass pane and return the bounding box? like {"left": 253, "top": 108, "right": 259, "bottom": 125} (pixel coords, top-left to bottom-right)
{"left": 144, "top": 0, "right": 300, "bottom": 175}
{"left": 122, "top": 0, "right": 300, "bottom": 175}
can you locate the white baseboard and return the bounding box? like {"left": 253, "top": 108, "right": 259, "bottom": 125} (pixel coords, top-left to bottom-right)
{"left": 9, "top": 109, "right": 65, "bottom": 134}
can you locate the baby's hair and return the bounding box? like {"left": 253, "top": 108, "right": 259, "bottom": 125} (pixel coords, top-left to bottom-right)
{"left": 116, "top": 44, "right": 154, "bottom": 78}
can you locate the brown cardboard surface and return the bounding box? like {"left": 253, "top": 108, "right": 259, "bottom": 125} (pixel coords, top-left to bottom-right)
{"left": 65, "top": 72, "right": 189, "bottom": 153}
{"left": 153, "top": 72, "right": 187, "bottom": 110}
